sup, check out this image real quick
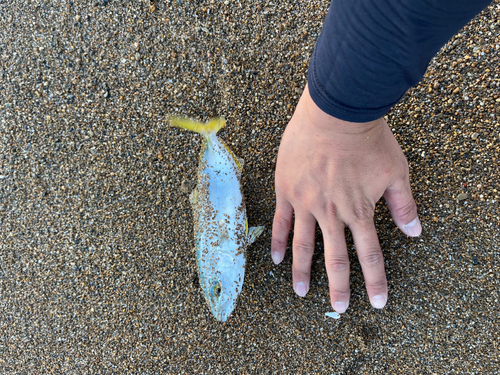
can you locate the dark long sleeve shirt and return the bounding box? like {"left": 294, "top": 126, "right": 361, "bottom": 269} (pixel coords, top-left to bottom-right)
{"left": 308, "top": 0, "right": 493, "bottom": 123}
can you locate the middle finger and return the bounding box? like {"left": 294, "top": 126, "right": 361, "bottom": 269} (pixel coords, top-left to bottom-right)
{"left": 317, "top": 216, "right": 351, "bottom": 314}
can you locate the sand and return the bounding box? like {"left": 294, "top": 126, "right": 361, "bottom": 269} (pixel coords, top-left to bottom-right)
{"left": 0, "top": 0, "right": 499, "bottom": 373}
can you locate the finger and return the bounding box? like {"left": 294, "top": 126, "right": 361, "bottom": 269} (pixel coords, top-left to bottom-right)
{"left": 291, "top": 211, "right": 317, "bottom": 297}
{"left": 271, "top": 198, "right": 293, "bottom": 265}
{"left": 384, "top": 174, "right": 421, "bottom": 237}
{"left": 318, "top": 217, "right": 350, "bottom": 314}
{"left": 350, "top": 221, "right": 388, "bottom": 309}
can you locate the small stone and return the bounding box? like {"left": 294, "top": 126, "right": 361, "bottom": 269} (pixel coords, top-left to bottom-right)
{"left": 458, "top": 193, "right": 468, "bottom": 201}
{"left": 471, "top": 132, "right": 479, "bottom": 140}
{"left": 325, "top": 312, "right": 340, "bottom": 319}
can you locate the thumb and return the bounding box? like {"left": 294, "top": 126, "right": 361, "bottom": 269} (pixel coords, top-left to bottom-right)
{"left": 384, "top": 177, "right": 422, "bottom": 237}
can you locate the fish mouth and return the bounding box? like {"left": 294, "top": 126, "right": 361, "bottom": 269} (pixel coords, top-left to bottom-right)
{"left": 214, "top": 297, "right": 234, "bottom": 323}
{"left": 216, "top": 311, "right": 226, "bottom": 322}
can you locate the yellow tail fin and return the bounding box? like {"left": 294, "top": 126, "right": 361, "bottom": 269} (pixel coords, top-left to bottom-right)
{"left": 170, "top": 116, "right": 226, "bottom": 135}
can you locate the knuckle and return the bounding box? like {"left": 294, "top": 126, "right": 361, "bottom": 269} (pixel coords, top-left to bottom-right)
{"left": 292, "top": 184, "right": 306, "bottom": 203}
{"left": 329, "top": 289, "right": 350, "bottom": 299}
{"left": 271, "top": 236, "right": 287, "bottom": 248}
{"left": 351, "top": 201, "right": 374, "bottom": 224}
{"left": 366, "top": 278, "right": 387, "bottom": 290}
{"left": 325, "top": 256, "right": 350, "bottom": 272}
{"left": 292, "top": 267, "right": 310, "bottom": 279}
{"left": 273, "top": 214, "right": 292, "bottom": 232}
{"left": 360, "top": 248, "right": 384, "bottom": 267}
{"left": 293, "top": 239, "right": 315, "bottom": 255}
{"left": 395, "top": 199, "right": 418, "bottom": 220}
{"left": 325, "top": 201, "right": 339, "bottom": 220}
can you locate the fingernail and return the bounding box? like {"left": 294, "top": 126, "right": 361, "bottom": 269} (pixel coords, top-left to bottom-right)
{"left": 371, "top": 295, "right": 387, "bottom": 309}
{"left": 295, "top": 282, "right": 308, "bottom": 297}
{"left": 272, "top": 252, "right": 282, "bottom": 265}
{"left": 334, "top": 301, "right": 347, "bottom": 313}
{"left": 404, "top": 217, "right": 422, "bottom": 237}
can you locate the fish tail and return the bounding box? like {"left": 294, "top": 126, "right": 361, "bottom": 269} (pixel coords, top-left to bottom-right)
{"left": 169, "top": 116, "right": 226, "bottom": 136}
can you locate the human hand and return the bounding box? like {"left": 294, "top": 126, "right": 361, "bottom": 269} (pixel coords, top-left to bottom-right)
{"left": 272, "top": 85, "right": 421, "bottom": 313}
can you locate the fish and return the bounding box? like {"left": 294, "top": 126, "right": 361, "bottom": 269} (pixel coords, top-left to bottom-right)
{"left": 170, "top": 116, "right": 265, "bottom": 322}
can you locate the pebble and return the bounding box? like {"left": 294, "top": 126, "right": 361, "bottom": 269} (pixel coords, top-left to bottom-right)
{"left": 325, "top": 312, "right": 341, "bottom": 319}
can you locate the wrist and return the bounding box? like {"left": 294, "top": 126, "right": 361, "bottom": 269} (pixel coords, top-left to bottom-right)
{"left": 298, "top": 84, "right": 386, "bottom": 152}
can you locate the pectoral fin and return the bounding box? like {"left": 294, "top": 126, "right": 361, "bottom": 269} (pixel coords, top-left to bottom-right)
{"left": 247, "top": 226, "right": 265, "bottom": 245}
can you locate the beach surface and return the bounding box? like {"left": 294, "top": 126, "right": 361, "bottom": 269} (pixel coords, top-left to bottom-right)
{"left": 0, "top": 0, "right": 499, "bottom": 373}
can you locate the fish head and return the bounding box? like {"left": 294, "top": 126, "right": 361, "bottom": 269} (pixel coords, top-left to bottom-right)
{"left": 201, "top": 251, "right": 244, "bottom": 322}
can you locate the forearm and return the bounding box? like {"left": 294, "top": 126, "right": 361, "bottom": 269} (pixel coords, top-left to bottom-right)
{"left": 308, "top": 0, "right": 493, "bottom": 123}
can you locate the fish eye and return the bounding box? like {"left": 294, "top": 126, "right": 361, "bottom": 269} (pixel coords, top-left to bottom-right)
{"left": 210, "top": 283, "right": 221, "bottom": 298}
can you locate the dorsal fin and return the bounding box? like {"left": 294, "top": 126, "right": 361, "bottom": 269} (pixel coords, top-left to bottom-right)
{"left": 219, "top": 138, "right": 243, "bottom": 172}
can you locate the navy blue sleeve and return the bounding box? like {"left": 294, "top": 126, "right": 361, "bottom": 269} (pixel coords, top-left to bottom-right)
{"left": 308, "top": 0, "right": 492, "bottom": 123}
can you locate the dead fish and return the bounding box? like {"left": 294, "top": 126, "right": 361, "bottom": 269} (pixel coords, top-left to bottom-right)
{"left": 170, "top": 116, "right": 264, "bottom": 322}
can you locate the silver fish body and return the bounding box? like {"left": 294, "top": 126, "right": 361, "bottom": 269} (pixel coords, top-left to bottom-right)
{"left": 171, "top": 117, "right": 264, "bottom": 322}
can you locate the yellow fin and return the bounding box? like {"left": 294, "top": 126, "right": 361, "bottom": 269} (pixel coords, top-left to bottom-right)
{"left": 247, "top": 226, "right": 265, "bottom": 245}
{"left": 205, "top": 117, "right": 226, "bottom": 134}
{"left": 170, "top": 116, "right": 226, "bottom": 135}
{"left": 220, "top": 138, "right": 243, "bottom": 172}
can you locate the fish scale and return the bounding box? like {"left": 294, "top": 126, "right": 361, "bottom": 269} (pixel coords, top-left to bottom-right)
{"left": 170, "top": 116, "right": 264, "bottom": 322}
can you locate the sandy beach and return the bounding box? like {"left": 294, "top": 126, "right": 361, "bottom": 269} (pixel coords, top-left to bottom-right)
{"left": 0, "top": 0, "right": 499, "bottom": 373}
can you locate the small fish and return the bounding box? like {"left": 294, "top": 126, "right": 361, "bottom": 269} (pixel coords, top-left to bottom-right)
{"left": 170, "top": 116, "right": 264, "bottom": 322}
